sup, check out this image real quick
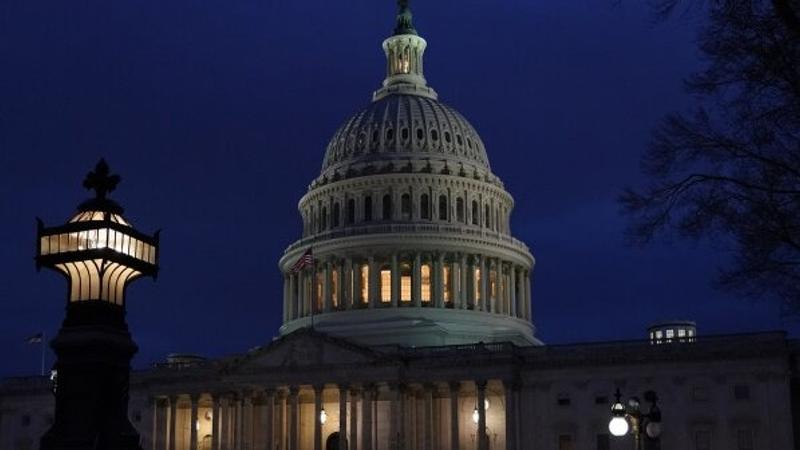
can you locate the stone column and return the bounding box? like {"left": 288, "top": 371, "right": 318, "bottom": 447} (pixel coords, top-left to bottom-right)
{"left": 288, "top": 387, "right": 299, "bottom": 450}
{"left": 476, "top": 381, "right": 488, "bottom": 450}
{"left": 297, "top": 271, "right": 306, "bottom": 318}
{"left": 510, "top": 266, "right": 517, "bottom": 318}
{"left": 282, "top": 274, "right": 290, "bottom": 323}
{"left": 211, "top": 394, "right": 221, "bottom": 450}
{"left": 339, "top": 385, "right": 348, "bottom": 450}
{"left": 460, "top": 254, "right": 468, "bottom": 310}
{"left": 368, "top": 256, "right": 379, "bottom": 308}
{"left": 388, "top": 385, "right": 398, "bottom": 450}
{"left": 350, "top": 389, "right": 359, "bottom": 450}
{"left": 391, "top": 254, "right": 400, "bottom": 307}
{"left": 398, "top": 385, "right": 407, "bottom": 450}
{"left": 154, "top": 397, "right": 168, "bottom": 450}
{"left": 190, "top": 394, "right": 200, "bottom": 450}
{"left": 412, "top": 253, "right": 421, "bottom": 307}
{"left": 449, "top": 257, "right": 459, "bottom": 308}
{"left": 489, "top": 259, "right": 498, "bottom": 314}
{"left": 338, "top": 259, "right": 347, "bottom": 309}
{"left": 344, "top": 258, "right": 353, "bottom": 309}
{"left": 313, "top": 386, "right": 324, "bottom": 450}
{"left": 220, "top": 396, "right": 230, "bottom": 450}
{"left": 434, "top": 253, "right": 444, "bottom": 308}
{"left": 503, "top": 380, "right": 520, "bottom": 450}
{"left": 524, "top": 270, "right": 532, "bottom": 320}
{"left": 362, "top": 386, "right": 374, "bottom": 450}
{"left": 168, "top": 395, "right": 178, "bottom": 450}
{"left": 264, "top": 390, "right": 275, "bottom": 450}
{"left": 448, "top": 382, "right": 460, "bottom": 450}
{"left": 244, "top": 393, "right": 254, "bottom": 450}
{"left": 351, "top": 259, "right": 361, "bottom": 308}
{"left": 276, "top": 391, "right": 286, "bottom": 450}
{"left": 324, "top": 261, "right": 333, "bottom": 312}
{"left": 479, "top": 256, "right": 488, "bottom": 312}
{"left": 423, "top": 386, "right": 434, "bottom": 450}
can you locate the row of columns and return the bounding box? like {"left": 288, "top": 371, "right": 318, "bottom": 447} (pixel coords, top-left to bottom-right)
{"left": 152, "top": 380, "right": 522, "bottom": 450}
{"left": 283, "top": 253, "right": 532, "bottom": 323}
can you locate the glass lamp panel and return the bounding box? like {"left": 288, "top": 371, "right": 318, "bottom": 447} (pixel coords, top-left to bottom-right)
{"left": 40, "top": 236, "right": 50, "bottom": 255}
{"left": 49, "top": 235, "right": 59, "bottom": 253}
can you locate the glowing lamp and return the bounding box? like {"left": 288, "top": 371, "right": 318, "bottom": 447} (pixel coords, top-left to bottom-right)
{"left": 320, "top": 409, "right": 327, "bottom": 424}
{"left": 609, "top": 389, "right": 629, "bottom": 437}
{"left": 36, "top": 160, "right": 159, "bottom": 310}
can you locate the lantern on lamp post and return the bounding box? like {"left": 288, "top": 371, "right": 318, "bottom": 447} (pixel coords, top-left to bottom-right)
{"left": 37, "top": 159, "right": 159, "bottom": 450}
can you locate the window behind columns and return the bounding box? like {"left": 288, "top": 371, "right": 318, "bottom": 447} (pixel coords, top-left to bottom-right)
{"left": 380, "top": 266, "right": 392, "bottom": 303}
{"left": 443, "top": 265, "right": 451, "bottom": 303}
{"left": 438, "top": 195, "right": 448, "bottom": 220}
{"left": 331, "top": 268, "right": 339, "bottom": 307}
{"left": 400, "top": 262, "right": 412, "bottom": 301}
{"left": 421, "top": 264, "right": 432, "bottom": 302}
{"left": 474, "top": 267, "right": 481, "bottom": 304}
{"left": 456, "top": 198, "right": 464, "bottom": 223}
{"left": 401, "top": 194, "right": 411, "bottom": 220}
{"left": 471, "top": 200, "right": 479, "bottom": 225}
{"left": 360, "top": 265, "right": 369, "bottom": 304}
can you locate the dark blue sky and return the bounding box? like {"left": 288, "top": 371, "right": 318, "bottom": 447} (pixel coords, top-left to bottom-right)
{"left": 1, "top": 0, "right": 795, "bottom": 377}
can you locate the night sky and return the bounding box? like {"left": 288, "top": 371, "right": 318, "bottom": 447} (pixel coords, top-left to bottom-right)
{"left": 1, "top": 0, "right": 796, "bottom": 377}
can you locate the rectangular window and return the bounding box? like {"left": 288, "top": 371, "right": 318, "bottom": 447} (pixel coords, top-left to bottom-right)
{"left": 695, "top": 430, "right": 711, "bottom": 450}
{"left": 360, "top": 265, "right": 369, "bottom": 304}
{"left": 443, "top": 266, "right": 451, "bottom": 302}
{"left": 596, "top": 434, "right": 610, "bottom": 450}
{"left": 474, "top": 268, "right": 481, "bottom": 302}
{"left": 421, "top": 264, "right": 431, "bottom": 302}
{"left": 733, "top": 385, "right": 750, "bottom": 401}
{"left": 558, "top": 435, "right": 574, "bottom": 450}
{"left": 380, "top": 269, "right": 391, "bottom": 303}
{"left": 401, "top": 274, "right": 411, "bottom": 302}
{"left": 737, "top": 429, "right": 754, "bottom": 450}
{"left": 331, "top": 269, "right": 339, "bottom": 307}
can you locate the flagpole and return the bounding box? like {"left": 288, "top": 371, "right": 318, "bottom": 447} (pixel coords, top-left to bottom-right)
{"left": 40, "top": 331, "right": 46, "bottom": 376}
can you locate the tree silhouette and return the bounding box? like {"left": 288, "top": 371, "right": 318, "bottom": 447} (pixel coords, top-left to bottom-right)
{"left": 621, "top": 0, "right": 800, "bottom": 310}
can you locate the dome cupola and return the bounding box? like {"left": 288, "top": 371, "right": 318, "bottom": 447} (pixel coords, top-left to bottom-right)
{"left": 279, "top": 1, "right": 538, "bottom": 347}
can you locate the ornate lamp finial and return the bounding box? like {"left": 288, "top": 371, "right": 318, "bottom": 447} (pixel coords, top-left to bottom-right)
{"left": 83, "top": 159, "right": 121, "bottom": 200}
{"left": 394, "top": 0, "right": 417, "bottom": 36}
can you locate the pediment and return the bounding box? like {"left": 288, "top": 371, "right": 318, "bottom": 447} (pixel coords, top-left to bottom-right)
{"left": 231, "top": 328, "right": 378, "bottom": 370}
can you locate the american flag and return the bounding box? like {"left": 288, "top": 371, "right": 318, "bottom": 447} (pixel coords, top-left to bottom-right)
{"left": 290, "top": 248, "right": 314, "bottom": 273}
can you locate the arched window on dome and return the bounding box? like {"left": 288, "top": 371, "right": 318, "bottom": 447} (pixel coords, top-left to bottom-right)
{"left": 382, "top": 194, "right": 392, "bottom": 221}
{"left": 380, "top": 265, "right": 392, "bottom": 303}
{"left": 420, "top": 194, "right": 430, "bottom": 220}
{"left": 438, "top": 195, "right": 448, "bottom": 221}
{"left": 471, "top": 200, "right": 479, "bottom": 225}
{"left": 332, "top": 202, "right": 341, "bottom": 228}
{"left": 484, "top": 204, "right": 491, "bottom": 229}
{"left": 364, "top": 196, "right": 373, "bottom": 222}
{"left": 347, "top": 199, "right": 355, "bottom": 225}
{"left": 495, "top": 207, "right": 500, "bottom": 232}
{"left": 400, "top": 262, "right": 412, "bottom": 302}
{"left": 456, "top": 198, "right": 465, "bottom": 223}
{"left": 360, "top": 264, "right": 369, "bottom": 305}
{"left": 320, "top": 206, "right": 328, "bottom": 232}
{"left": 421, "top": 263, "right": 432, "bottom": 303}
{"left": 401, "top": 194, "right": 411, "bottom": 220}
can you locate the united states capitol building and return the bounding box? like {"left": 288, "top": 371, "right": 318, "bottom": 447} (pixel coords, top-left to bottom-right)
{"left": 1, "top": 3, "right": 798, "bottom": 450}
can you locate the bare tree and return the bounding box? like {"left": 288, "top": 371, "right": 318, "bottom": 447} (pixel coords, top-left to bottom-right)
{"left": 621, "top": 0, "right": 800, "bottom": 310}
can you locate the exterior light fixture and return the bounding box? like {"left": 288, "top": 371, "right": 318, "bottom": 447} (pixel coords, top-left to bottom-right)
{"left": 472, "top": 407, "right": 479, "bottom": 424}
{"left": 320, "top": 408, "right": 327, "bottom": 424}
{"left": 195, "top": 420, "right": 200, "bottom": 431}
{"left": 608, "top": 388, "right": 662, "bottom": 450}
{"left": 205, "top": 411, "right": 212, "bottom": 421}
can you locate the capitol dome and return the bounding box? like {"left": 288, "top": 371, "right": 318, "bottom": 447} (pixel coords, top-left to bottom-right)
{"left": 279, "top": 1, "right": 538, "bottom": 347}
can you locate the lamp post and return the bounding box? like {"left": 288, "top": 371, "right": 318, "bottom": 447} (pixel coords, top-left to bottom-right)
{"left": 608, "top": 388, "right": 662, "bottom": 450}
{"left": 36, "top": 160, "right": 159, "bottom": 450}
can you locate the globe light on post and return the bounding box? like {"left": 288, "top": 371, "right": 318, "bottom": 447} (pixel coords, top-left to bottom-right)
{"left": 319, "top": 408, "right": 327, "bottom": 425}
{"left": 608, "top": 389, "right": 629, "bottom": 437}
{"left": 646, "top": 421, "right": 662, "bottom": 439}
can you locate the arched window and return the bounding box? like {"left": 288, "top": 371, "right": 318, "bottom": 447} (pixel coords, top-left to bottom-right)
{"left": 331, "top": 268, "right": 339, "bottom": 307}
{"left": 495, "top": 208, "right": 500, "bottom": 232}
{"left": 438, "top": 195, "right": 448, "bottom": 221}
{"left": 380, "top": 265, "right": 392, "bottom": 303}
{"left": 382, "top": 194, "right": 392, "bottom": 220}
{"left": 400, "top": 262, "right": 412, "bottom": 302}
{"left": 332, "top": 202, "right": 340, "bottom": 228}
{"left": 364, "top": 196, "right": 373, "bottom": 222}
{"left": 401, "top": 194, "right": 411, "bottom": 220}
{"left": 347, "top": 199, "right": 355, "bottom": 224}
{"left": 484, "top": 204, "right": 491, "bottom": 228}
{"left": 456, "top": 198, "right": 465, "bottom": 223}
{"left": 420, "top": 194, "right": 430, "bottom": 220}
{"left": 360, "top": 264, "right": 369, "bottom": 304}
{"left": 471, "top": 200, "right": 479, "bottom": 225}
{"left": 320, "top": 206, "right": 328, "bottom": 231}
{"left": 421, "top": 264, "right": 432, "bottom": 303}
{"left": 474, "top": 267, "right": 482, "bottom": 305}
{"left": 443, "top": 265, "right": 451, "bottom": 303}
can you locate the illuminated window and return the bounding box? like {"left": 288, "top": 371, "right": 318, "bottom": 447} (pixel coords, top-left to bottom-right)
{"left": 364, "top": 196, "right": 373, "bottom": 222}
{"left": 400, "top": 263, "right": 412, "bottom": 302}
{"left": 666, "top": 329, "right": 675, "bottom": 340}
{"left": 420, "top": 194, "right": 430, "bottom": 220}
{"left": 456, "top": 198, "right": 465, "bottom": 223}
{"left": 474, "top": 268, "right": 482, "bottom": 302}
{"left": 421, "top": 264, "right": 431, "bottom": 302}
{"left": 401, "top": 194, "right": 411, "bottom": 220}
{"left": 443, "top": 265, "right": 451, "bottom": 303}
{"left": 360, "top": 265, "right": 369, "bottom": 304}
{"left": 316, "top": 272, "right": 323, "bottom": 312}
{"left": 380, "top": 268, "right": 392, "bottom": 303}
{"left": 331, "top": 269, "right": 339, "bottom": 307}
{"left": 490, "top": 269, "right": 497, "bottom": 300}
